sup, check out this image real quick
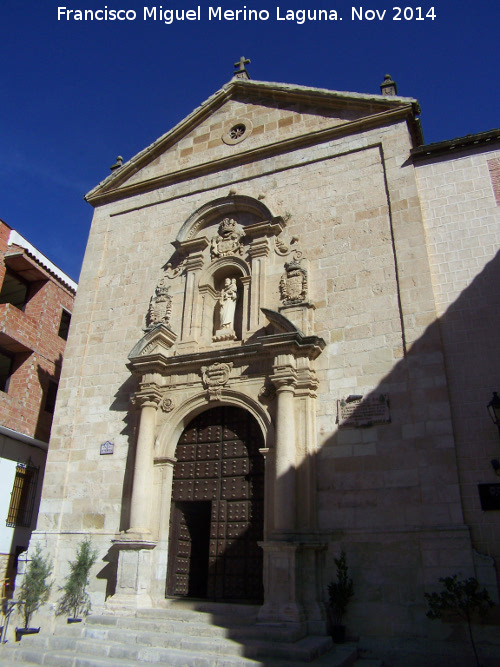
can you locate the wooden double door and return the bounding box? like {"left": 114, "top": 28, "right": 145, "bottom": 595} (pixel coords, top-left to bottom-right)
{"left": 166, "top": 406, "right": 264, "bottom": 602}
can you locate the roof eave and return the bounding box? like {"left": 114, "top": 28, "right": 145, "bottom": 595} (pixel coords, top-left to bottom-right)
{"left": 412, "top": 128, "right": 500, "bottom": 160}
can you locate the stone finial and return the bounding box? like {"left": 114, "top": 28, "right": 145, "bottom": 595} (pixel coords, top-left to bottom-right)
{"left": 110, "top": 156, "right": 123, "bottom": 172}
{"left": 233, "top": 56, "right": 251, "bottom": 80}
{"left": 380, "top": 74, "right": 398, "bottom": 96}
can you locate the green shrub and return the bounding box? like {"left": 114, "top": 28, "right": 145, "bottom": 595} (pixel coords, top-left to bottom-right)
{"left": 18, "top": 545, "right": 52, "bottom": 629}
{"left": 327, "top": 550, "right": 354, "bottom": 626}
{"left": 425, "top": 575, "right": 494, "bottom": 667}
{"left": 57, "top": 538, "right": 98, "bottom": 619}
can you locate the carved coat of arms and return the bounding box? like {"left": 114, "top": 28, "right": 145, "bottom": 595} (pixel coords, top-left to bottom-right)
{"left": 146, "top": 278, "right": 172, "bottom": 327}
{"left": 201, "top": 362, "right": 233, "bottom": 400}
{"left": 279, "top": 259, "right": 308, "bottom": 305}
{"left": 210, "top": 218, "right": 244, "bottom": 259}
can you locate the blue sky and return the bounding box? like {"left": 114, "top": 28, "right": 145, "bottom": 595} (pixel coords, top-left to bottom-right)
{"left": 1, "top": 0, "right": 498, "bottom": 282}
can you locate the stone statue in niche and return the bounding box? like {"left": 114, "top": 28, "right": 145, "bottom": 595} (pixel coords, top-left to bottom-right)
{"left": 279, "top": 258, "right": 308, "bottom": 305}
{"left": 210, "top": 218, "right": 244, "bottom": 259}
{"left": 213, "top": 277, "right": 238, "bottom": 342}
{"left": 146, "top": 277, "right": 172, "bottom": 328}
{"left": 220, "top": 278, "right": 237, "bottom": 329}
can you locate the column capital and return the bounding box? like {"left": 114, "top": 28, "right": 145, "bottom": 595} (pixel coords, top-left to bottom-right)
{"left": 270, "top": 364, "right": 297, "bottom": 391}
{"left": 154, "top": 456, "right": 176, "bottom": 468}
{"left": 185, "top": 253, "right": 205, "bottom": 272}
{"left": 248, "top": 238, "right": 270, "bottom": 259}
{"left": 271, "top": 375, "right": 297, "bottom": 392}
{"left": 295, "top": 368, "right": 319, "bottom": 395}
{"left": 134, "top": 383, "right": 163, "bottom": 409}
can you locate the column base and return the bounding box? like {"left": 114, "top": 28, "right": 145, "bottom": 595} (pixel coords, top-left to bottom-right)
{"left": 106, "top": 535, "right": 157, "bottom": 612}
{"left": 258, "top": 539, "right": 328, "bottom": 635}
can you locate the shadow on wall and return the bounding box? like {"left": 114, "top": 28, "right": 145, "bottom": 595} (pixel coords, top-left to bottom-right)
{"left": 35, "top": 353, "right": 63, "bottom": 443}
{"left": 109, "top": 374, "right": 139, "bottom": 533}
{"left": 96, "top": 248, "right": 500, "bottom": 655}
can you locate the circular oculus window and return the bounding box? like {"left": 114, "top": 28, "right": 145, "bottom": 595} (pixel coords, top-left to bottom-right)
{"left": 222, "top": 119, "right": 253, "bottom": 145}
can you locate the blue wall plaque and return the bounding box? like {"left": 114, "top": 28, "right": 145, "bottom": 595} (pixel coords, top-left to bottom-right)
{"left": 100, "top": 441, "right": 114, "bottom": 455}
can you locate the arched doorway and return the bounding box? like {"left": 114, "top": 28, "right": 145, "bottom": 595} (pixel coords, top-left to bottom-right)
{"left": 166, "top": 406, "right": 264, "bottom": 602}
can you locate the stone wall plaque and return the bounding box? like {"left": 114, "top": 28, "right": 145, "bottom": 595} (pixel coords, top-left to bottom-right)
{"left": 337, "top": 394, "right": 390, "bottom": 428}
{"left": 478, "top": 483, "right": 500, "bottom": 511}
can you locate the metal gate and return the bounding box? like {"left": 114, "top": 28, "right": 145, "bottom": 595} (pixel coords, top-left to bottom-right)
{"left": 167, "top": 406, "right": 264, "bottom": 601}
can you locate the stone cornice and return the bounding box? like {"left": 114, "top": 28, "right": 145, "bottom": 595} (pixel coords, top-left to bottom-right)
{"left": 411, "top": 127, "right": 500, "bottom": 161}
{"left": 244, "top": 217, "right": 286, "bottom": 239}
{"left": 172, "top": 236, "right": 209, "bottom": 256}
{"left": 127, "top": 330, "right": 325, "bottom": 378}
{"left": 86, "top": 78, "right": 420, "bottom": 206}
{"left": 86, "top": 106, "right": 420, "bottom": 206}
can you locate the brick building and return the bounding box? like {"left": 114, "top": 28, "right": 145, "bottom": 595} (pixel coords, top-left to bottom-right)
{"left": 0, "top": 220, "right": 76, "bottom": 594}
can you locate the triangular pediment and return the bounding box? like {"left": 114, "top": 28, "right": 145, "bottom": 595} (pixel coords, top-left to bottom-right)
{"left": 86, "top": 79, "right": 421, "bottom": 205}
{"left": 128, "top": 323, "right": 177, "bottom": 371}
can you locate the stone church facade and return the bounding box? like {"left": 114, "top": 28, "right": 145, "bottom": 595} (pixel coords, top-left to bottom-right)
{"left": 30, "top": 69, "right": 500, "bottom": 654}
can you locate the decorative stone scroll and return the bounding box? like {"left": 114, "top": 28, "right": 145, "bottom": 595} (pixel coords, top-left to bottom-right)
{"left": 146, "top": 277, "right": 172, "bottom": 328}
{"left": 274, "top": 231, "right": 300, "bottom": 257}
{"left": 165, "top": 259, "right": 186, "bottom": 279}
{"left": 210, "top": 218, "right": 244, "bottom": 259}
{"left": 201, "top": 362, "right": 233, "bottom": 401}
{"left": 337, "top": 394, "right": 390, "bottom": 428}
{"left": 140, "top": 342, "right": 156, "bottom": 356}
{"left": 279, "top": 258, "right": 308, "bottom": 305}
{"left": 258, "top": 383, "right": 276, "bottom": 404}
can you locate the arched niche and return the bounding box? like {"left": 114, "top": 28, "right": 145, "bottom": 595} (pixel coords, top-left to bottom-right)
{"left": 174, "top": 195, "right": 286, "bottom": 349}
{"left": 198, "top": 256, "right": 251, "bottom": 343}
{"left": 175, "top": 195, "right": 276, "bottom": 244}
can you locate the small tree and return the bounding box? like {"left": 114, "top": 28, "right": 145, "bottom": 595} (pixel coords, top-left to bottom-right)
{"left": 328, "top": 550, "right": 354, "bottom": 626}
{"left": 57, "top": 538, "right": 98, "bottom": 619}
{"left": 18, "top": 545, "right": 52, "bottom": 629}
{"left": 425, "top": 575, "right": 494, "bottom": 667}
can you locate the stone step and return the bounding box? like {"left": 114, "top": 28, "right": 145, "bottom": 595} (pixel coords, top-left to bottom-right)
{"left": 0, "top": 645, "right": 264, "bottom": 667}
{"left": 0, "top": 642, "right": 358, "bottom": 667}
{"left": 7, "top": 623, "right": 332, "bottom": 662}
{"left": 136, "top": 603, "right": 259, "bottom": 625}
{"left": 0, "top": 605, "right": 353, "bottom": 667}
{"left": 86, "top": 612, "right": 305, "bottom": 642}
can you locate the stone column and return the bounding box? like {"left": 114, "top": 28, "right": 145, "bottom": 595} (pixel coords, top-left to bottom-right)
{"left": 248, "top": 239, "right": 269, "bottom": 332}
{"left": 150, "top": 457, "right": 176, "bottom": 601}
{"left": 180, "top": 253, "right": 204, "bottom": 346}
{"left": 272, "top": 376, "right": 297, "bottom": 533}
{"left": 257, "top": 368, "right": 302, "bottom": 626}
{"left": 108, "top": 382, "right": 161, "bottom": 611}
{"left": 240, "top": 275, "right": 251, "bottom": 336}
{"left": 128, "top": 383, "right": 162, "bottom": 536}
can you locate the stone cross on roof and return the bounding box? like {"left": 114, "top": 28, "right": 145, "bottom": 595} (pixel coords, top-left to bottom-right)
{"left": 233, "top": 56, "right": 251, "bottom": 80}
